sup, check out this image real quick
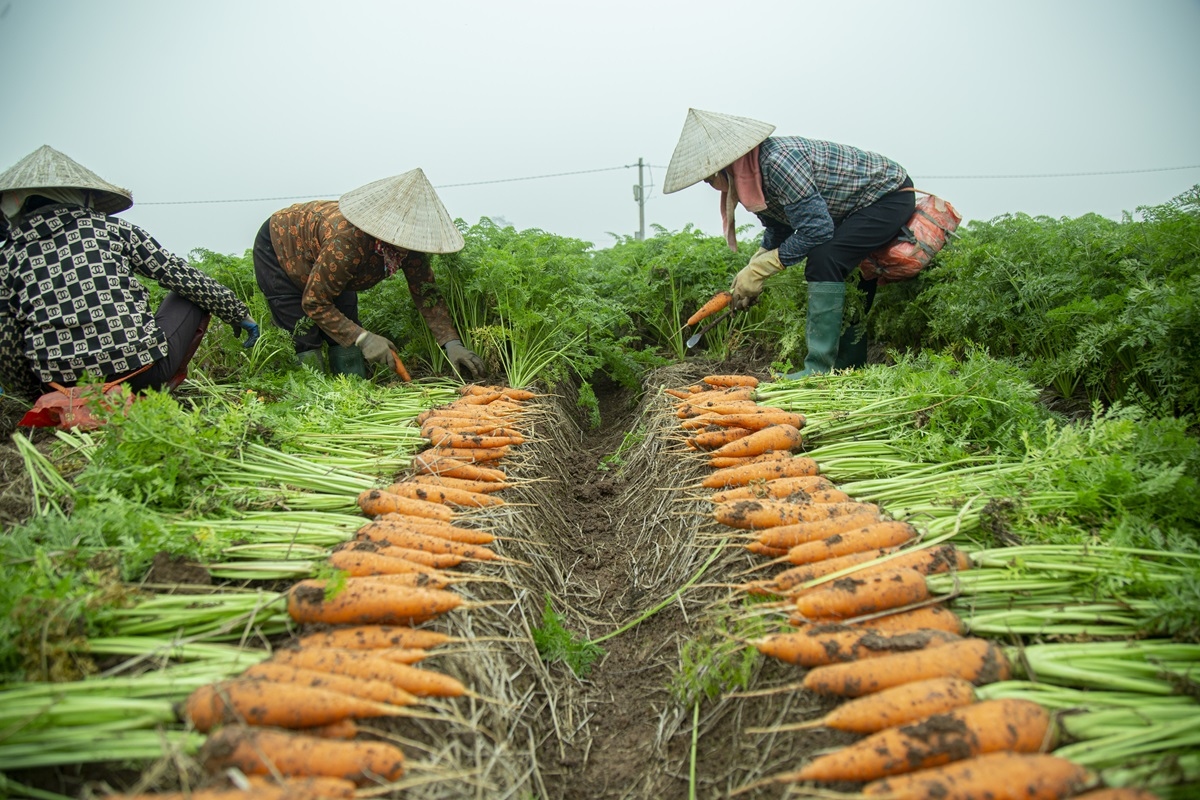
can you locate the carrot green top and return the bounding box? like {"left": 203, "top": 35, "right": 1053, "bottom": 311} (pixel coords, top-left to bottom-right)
{"left": 268, "top": 201, "right": 457, "bottom": 347}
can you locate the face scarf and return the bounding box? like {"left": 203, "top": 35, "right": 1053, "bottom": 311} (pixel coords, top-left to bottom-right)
{"left": 710, "top": 146, "right": 767, "bottom": 251}
{"left": 374, "top": 240, "right": 419, "bottom": 277}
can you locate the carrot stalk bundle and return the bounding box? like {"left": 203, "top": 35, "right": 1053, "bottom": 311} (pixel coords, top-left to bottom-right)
{"left": 269, "top": 646, "right": 467, "bottom": 696}
{"left": 286, "top": 579, "right": 463, "bottom": 626}
{"left": 776, "top": 699, "right": 1053, "bottom": 784}
{"left": 860, "top": 752, "right": 1094, "bottom": 799}
{"left": 201, "top": 725, "right": 406, "bottom": 785}
{"left": 240, "top": 662, "right": 418, "bottom": 706}
{"left": 701, "top": 457, "right": 821, "bottom": 488}
{"left": 715, "top": 498, "right": 879, "bottom": 530}
{"left": 803, "top": 637, "right": 1011, "bottom": 697}
{"left": 754, "top": 624, "right": 961, "bottom": 667}
{"left": 709, "top": 475, "right": 836, "bottom": 504}
{"left": 182, "top": 678, "right": 406, "bottom": 733}
{"left": 356, "top": 489, "right": 454, "bottom": 521}
{"left": 708, "top": 424, "right": 803, "bottom": 459}
{"left": 297, "top": 625, "right": 453, "bottom": 651}
{"left": 794, "top": 567, "right": 932, "bottom": 620}
{"left": 382, "top": 481, "right": 504, "bottom": 508}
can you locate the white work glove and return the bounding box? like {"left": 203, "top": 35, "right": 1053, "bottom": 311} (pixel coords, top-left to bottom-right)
{"left": 355, "top": 330, "right": 398, "bottom": 368}
{"left": 730, "top": 247, "right": 785, "bottom": 310}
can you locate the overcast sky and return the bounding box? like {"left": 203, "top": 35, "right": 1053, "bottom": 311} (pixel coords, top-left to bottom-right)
{"left": 2, "top": 0, "right": 1198, "bottom": 258}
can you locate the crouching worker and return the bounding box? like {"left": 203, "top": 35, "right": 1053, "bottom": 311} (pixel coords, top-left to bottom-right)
{"left": 0, "top": 146, "right": 259, "bottom": 404}
{"left": 252, "top": 169, "right": 484, "bottom": 379}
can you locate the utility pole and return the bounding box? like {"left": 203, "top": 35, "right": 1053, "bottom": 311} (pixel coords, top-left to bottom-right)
{"left": 633, "top": 157, "right": 645, "bottom": 241}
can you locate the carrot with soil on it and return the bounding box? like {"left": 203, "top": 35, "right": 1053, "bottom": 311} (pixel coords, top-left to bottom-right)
{"left": 302, "top": 719, "right": 360, "bottom": 740}
{"left": 708, "top": 423, "right": 803, "bottom": 459}
{"left": 297, "top": 625, "right": 453, "bottom": 651}
{"left": 753, "top": 624, "right": 961, "bottom": 667}
{"left": 356, "top": 489, "right": 454, "bottom": 522}
{"left": 701, "top": 456, "right": 821, "bottom": 488}
{"left": 699, "top": 411, "right": 806, "bottom": 431}
{"left": 707, "top": 451, "right": 794, "bottom": 469}
{"left": 413, "top": 453, "right": 507, "bottom": 482}
{"left": 797, "top": 603, "right": 966, "bottom": 635}
{"left": 860, "top": 752, "right": 1095, "bottom": 800}
{"left": 686, "top": 291, "right": 733, "bottom": 326}
{"left": 794, "top": 566, "right": 932, "bottom": 620}
{"left": 687, "top": 427, "right": 755, "bottom": 450}
{"left": 754, "top": 677, "right": 979, "bottom": 735}
{"left": 382, "top": 481, "right": 504, "bottom": 509}
{"left": 240, "top": 662, "right": 418, "bottom": 707}
{"left": 410, "top": 474, "right": 512, "bottom": 494}
{"left": 181, "top": 678, "right": 408, "bottom": 733}
{"left": 803, "top": 636, "right": 1011, "bottom": 697}
{"left": 345, "top": 541, "right": 471, "bottom": 569}
{"left": 715, "top": 498, "right": 880, "bottom": 530}
{"left": 112, "top": 778, "right": 356, "bottom": 800}
{"left": 701, "top": 373, "right": 759, "bottom": 388}
{"left": 348, "top": 526, "right": 504, "bottom": 561}
{"left": 783, "top": 521, "right": 918, "bottom": 565}
{"left": 418, "top": 444, "right": 510, "bottom": 463}
{"left": 369, "top": 513, "right": 497, "bottom": 544}
{"left": 673, "top": 386, "right": 756, "bottom": 407}
{"left": 326, "top": 549, "right": 452, "bottom": 580}
{"left": 676, "top": 400, "right": 762, "bottom": 419}
{"left": 742, "top": 548, "right": 891, "bottom": 595}
{"left": 421, "top": 429, "right": 525, "bottom": 449}
{"left": 769, "top": 698, "right": 1053, "bottom": 785}
{"left": 201, "top": 725, "right": 406, "bottom": 785}
{"left": 709, "top": 475, "right": 836, "bottom": 504}
{"left": 270, "top": 646, "right": 467, "bottom": 696}
{"left": 286, "top": 579, "right": 464, "bottom": 626}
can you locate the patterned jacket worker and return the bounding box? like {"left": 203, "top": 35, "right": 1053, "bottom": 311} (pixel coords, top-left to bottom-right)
{"left": 0, "top": 145, "right": 259, "bottom": 402}
{"left": 663, "top": 109, "right": 914, "bottom": 377}
{"left": 252, "top": 169, "right": 484, "bottom": 379}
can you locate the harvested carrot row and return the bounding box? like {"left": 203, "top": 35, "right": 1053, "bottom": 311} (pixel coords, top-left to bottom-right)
{"left": 794, "top": 567, "right": 932, "bottom": 619}
{"left": 356, "top": 489, "right": 454, "bottom": 521}
{"left": 754, "top": 624, "right": 961, "bottom": 667}
{"left": 701, "top": 457, "right": 821, "bottom": 488}
{"left": 708, "top": 424, "right": 802, "bottom": 459}
{"left": 411, "top": 474, "right": 512, "bottom": 494}
{"left": 297, "top": 625, "right": 453, "bottom": 651}
{"left": 240, "top": 662, "right": 418, "bottom": 706}
{"left": 286, "top": 579, "right": 463, "bottom": 626}
{"left": 382, "top": 481, "right": 504, "bottom": 508}
{"left": 709, "top": 475, "right": 836, "bottom": 503}
{"left": 413, "top": 453, "right": 507, "bottom": 482}
{"left": 793, "top": 677, "right": 979, "bottom": 734}
{"left": 419, "top": 444, "right": 510, "bottom": 463}
{"left": 202, "top": 725, "right": 406, "bottom": 785}
{"left": 803, "top": 637, "right": 1011, "bottom": 697}
{"left": 744, "top": 548, "right": 891, "bottom": 595}
{"left": 798, "top": 603, "right": 966, "bottom": 635}
{"left": 784, "top": 521, "right": 918, "bottom": 565}
{"left": 701, "top": 373, "right": 759, "bottom": 388}
{"left": 715, "top": 499, "right": 880, "bottom": 530}
{"left": 270, "top": 647, "right": 466, "bottom": 696}
{"left": 182, "top": 678, "right": 405, "bottom": 733}
{"left": 775, "top": 698, "right": 1052, "bottom": 784}
{"left": 686, "top": 291, "right": 733, "bottom": 326}
{"left": 861, "top": 752, "right": 1094, "bottom": 799}
{"left": 372, "top": 512, "right": 497, "bottom": 544}
{"left": 687, "top": 427, "right": 754, "bottom": 450}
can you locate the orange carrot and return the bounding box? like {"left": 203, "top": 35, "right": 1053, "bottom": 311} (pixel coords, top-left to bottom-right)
{"left": 371, "top": 646, "right": 435, "bottom": 665}
{"left": 708, "top": 424, "right": 802, "bottom": 459}
{"left": 181, "top": 678, "right": 405, "bottom": 733}
{"left": 784, "top": 521, "right": 918, "bottom": 565}
{"left": 1069, "top": 790, "right": 1163, "bottom": 800}
{"left": 114, "top": 777, "right": 356, "bottom": 800}
{"left": 677, "top": 400, "right": 761, "bottom": 419}
{"left": 457, "top": 385, "right": 536, "bottom": 402}
{"left": 350, "top": 527, "right": 501, "bottom": 560}
{"left": 354, "top": 572, "right": 455, "bottom": 591}
{"left": 286, "top": 579, "right": 463, "bottom": 626}
{"left": 356, "top": 489, "right": 454, "bottom": 522}
{"left": 416, "top": 406, "right": 511, "bottom": 424}
{"left": 754, "top": 624, "right": 961, "bottom": 667}
{"left": 745, "top": 549, "right": 891, "bottom": 595}
{"left": 673, "top": 386, "right": 756, "bottom": 407}
{"left": 777, "top": 699, "right": 1052, "bottom": 784}
{"left": 861, "top": 752, "right": 1094, "bottom": 799}
{"left": 382, "top": 481, "right": 504, "bottom": 509}
{"left": 803, "top": 637, "right": 1011, "bottom": 697}
{"left": 801, "top": 604, "right": 967, "bottom": 635}
{"left": 707, "top": 450, "right": 794, "bottom": 469}
{"left": 202, "top": 725, "right": 405, "bottom": 785}
{"left": 702, "top": 457, "right": 821, "bottom": 488}
{"left": 420, "top": 420, "right": 522, "bottom": 438}
{"left": 240, "top": 662, "right": 417, "bottom": 706}
{"left": 687, "top": 427, "right": 754, "bottom": 450}
{"left": 270, "top": 646, "right": 466, "bottom": 696}
{"left": 715, "top": 499, "right": 880, "bottom": 530}
{"left": 422, "top": 428, "right": 525, "bottom": 448}
{"left": 297, "top": 625, "right": 452, "bottom": 651}
{"left": 803, "top": 677, "right": 979, "bottom": 734}
{"left": 453, "top": 390, "right": 504, "bottom": 405}
{"left": 303, "top": 719, "right": 360, "bottom": 740}
{"left": 413, "top": 453, "right": 507, "bottom": 482}
{"left": 665, "top": 387, "right": 698, "bottom": 399}
{"left": 420, "top": 444, "right": 510, "bottom": 463}
{"left": 686, "top": 291, "right": 732, "bottom": 326}
{"left": 794, "top": 567, "right": 931, "bottom": 620}
{"left": 410, "top": 474, "right": 512, "bottom": 494}
{"left": 710, "top": 475, "right": 836, "bottom": 503}
{"left": 327, "top": 549, "right": 445, "bottom": 578}
{"left": 371, "top": 513, "right": 497, "bottom": 544}
{"left": 701, "top": 373, "right": 759, "bottom": 388}
{"left": 701, "top": 411, "right": 806, "bottom": 431}
{"left": 349, "top": 542, "right": 468, "bottom": 569}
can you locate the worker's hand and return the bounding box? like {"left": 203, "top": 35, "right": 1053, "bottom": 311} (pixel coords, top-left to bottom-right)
{"left": 444, "top": 339, "right": 486, "bottom": 379}
{"left": 355, "top": 330, "right": 399, "bottom": 368}
{"left": 233, "top": 318, "right": 260, "bottom": 348}
{"left": 730, "top": 248, "right": 785, "bottom": 310}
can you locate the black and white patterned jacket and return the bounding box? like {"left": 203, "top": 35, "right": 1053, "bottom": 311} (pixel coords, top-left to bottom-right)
{"left": 0, "top": 205, "right": 249, "bottom": 399}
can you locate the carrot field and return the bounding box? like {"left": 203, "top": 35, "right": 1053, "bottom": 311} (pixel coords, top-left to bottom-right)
{"left": 0, "top": 189, "right": 1198, "bottom": 799}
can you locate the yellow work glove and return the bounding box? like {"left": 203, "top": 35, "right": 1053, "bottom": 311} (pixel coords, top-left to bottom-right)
{"left": 730, "top": 247, "right": 785, "bottom": 310}
{"left": 355, "top": 330, "right": 399, "bottom": 369}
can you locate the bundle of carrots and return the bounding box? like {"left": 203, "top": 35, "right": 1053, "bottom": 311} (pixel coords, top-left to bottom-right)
{"left": 670, "top": 377, "right": 1157, "bottom": 798}
{"left": 159, "top": 385, "right": 539, "bottom": 794}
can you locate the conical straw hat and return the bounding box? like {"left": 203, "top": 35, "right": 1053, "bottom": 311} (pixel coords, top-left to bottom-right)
{"left": 662, "top": 109, "right": 776, "bottom": 194}
{"left": 0, "top": 145, "right": 133, "bottom": 214}
{"left": 339, "top": 168, "right": 464, "bottom": 254}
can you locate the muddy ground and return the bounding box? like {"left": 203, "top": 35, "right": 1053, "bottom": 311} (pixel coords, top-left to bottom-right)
{"left": 4, "top": 363, "right": 859, "bottom": 799}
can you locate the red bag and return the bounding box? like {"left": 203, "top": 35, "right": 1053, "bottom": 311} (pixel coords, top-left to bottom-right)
{"left": 859, "top": 192, "right": 961, "bottom": 285}
{"left": 18, "top": 380, "right": 136, "bottom": 431}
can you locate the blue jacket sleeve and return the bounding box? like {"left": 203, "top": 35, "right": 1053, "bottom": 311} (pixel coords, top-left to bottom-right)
{"left": 776, "top": 195, "right": 835, "bottom": 266}
{"left": 756, "top": 213, "right": 793, "bottom": 252}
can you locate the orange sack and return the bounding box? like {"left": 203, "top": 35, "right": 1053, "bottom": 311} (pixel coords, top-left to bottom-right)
{"left": 859, "top": 193, "right": 961, "bottom": 285}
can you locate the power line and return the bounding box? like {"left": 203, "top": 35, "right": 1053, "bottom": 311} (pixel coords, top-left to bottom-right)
{"left": 135, "top": 162, "right": 1200, "bottom": 206}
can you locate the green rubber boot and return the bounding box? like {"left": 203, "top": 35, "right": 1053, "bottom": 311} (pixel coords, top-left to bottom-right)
{"left": 295, "top": 348, "right": 327, "bottom": 373}
{"left": 784, "top": 281, "right": 846, "bottom": 379}
{"left": 328, "top": 345, "right": 367, "bottom": 379}
{"left": 834, "top": 321, "right": 869, "bottom": 370}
